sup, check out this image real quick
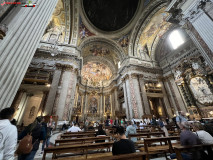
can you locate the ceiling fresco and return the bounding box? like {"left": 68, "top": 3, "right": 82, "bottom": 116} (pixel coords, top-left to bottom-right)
{"left": 83, "top": 0, "right": 139, "bottom": 31}
{"left": 81, "top": 62, "right": 113, "bottom": 87}
{"left": 81, "top": 43, "right": 120, "bottom": 65}
{"left": 137, "top": 7, "right": 172, "bottom": 56}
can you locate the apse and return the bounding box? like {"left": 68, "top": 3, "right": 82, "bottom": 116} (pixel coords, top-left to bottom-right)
{"left": 83, "top": 0, "right": 139, "bottom": 31}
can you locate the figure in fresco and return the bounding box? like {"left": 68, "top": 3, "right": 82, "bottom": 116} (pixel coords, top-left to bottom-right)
{"left": 81, "top": 62, "right": 113, "bottom": 87}
{"left": 89, "top": 97, "right": 98, "bottom": 114}
{"left": 89, "top": 45, "right": 110, "bottom": 56}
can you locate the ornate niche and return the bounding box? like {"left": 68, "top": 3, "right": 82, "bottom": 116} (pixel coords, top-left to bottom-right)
{"left": 87, "top": 95, "right": 99, "bottom": 115}
{"left": 104, "top": 95, "right": 111, "bottom": 114}
{"left": 189, "top": 77, "right": 213, "bottom": 105}
{"left": 175, "top": 56, "right": 213, "bottom": 117}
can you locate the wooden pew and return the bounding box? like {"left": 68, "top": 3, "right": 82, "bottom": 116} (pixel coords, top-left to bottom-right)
{"left": 141, "top": 136, "right": 180, "bottom": 160}
{"left": 60, "top": 133, "right": 96, "bottom": 139}
{"left": 56, "top": 152, "right": 147, "bottom": 160}
{"left": 55, "top": 136, "right": 111, "bottom": 146}
{"left": 42, "top": 142, "right": 114, "bottom": 160}
{"left": 174, "top": 144, "right": 213, "bottom": 160}
{"left": 64, "top": 131, "right": 96, "bottom": 134}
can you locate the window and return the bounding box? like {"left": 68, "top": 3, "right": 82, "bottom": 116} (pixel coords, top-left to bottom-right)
{"left": 169, "top": 30, "right": 184, "bottom": 49}
{"left": 118, "top": 61, "right": 121, "bottom": 68}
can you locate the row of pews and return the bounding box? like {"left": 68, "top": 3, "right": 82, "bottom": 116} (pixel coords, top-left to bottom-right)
{"left": 42, "top": 125, "right": 213, "bottom": 160}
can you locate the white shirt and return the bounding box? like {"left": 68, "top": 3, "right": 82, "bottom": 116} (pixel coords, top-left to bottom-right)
{"left": 0, "top": 119, "right": 17, "bottom": 160}
{"left": 67, "top": 126, "right": 81, "bottom": 132}
{"left": 194, "top": 130, "right": 213, "bottom": 144}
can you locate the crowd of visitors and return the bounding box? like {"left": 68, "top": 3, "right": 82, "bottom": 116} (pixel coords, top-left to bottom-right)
{"left": 1, "top": 107, "right": 213, "bottom": 160}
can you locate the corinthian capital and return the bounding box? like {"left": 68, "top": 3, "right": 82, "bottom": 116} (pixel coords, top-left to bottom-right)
{"left": 0, "top": 24, "right": 8, "bottom": 40}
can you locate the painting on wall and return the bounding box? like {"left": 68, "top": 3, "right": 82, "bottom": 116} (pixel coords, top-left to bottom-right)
{"left": 81, "top": 62, "right": 112, "bottom": 87}
{"left": 137, "top": 7, "right": 171, "bottom": 55}
{"left": 189, "top": 77, "right": 213, "bottom": 105}
{"left": 105, "top": 95, "right": 111, "bottom": 113}
{"left": 89, "top": 45, "right": 110, "bottom": 56}
{"left": 88, "top": 96, "right": 98, "bottom": 114}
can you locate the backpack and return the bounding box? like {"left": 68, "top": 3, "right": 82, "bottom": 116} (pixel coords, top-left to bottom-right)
{"left": 16, "top": 134, "right": 33, "bottom": 154}
{"left": 16, "top": 123, "right": 38, "bottom": 155}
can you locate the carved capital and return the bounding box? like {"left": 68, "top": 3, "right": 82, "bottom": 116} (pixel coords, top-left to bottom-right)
{"left": 0, "top": 24, "right": 8, "bottom": 40}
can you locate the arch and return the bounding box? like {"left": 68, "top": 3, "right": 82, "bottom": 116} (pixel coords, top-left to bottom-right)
{"left": 129, "top": 0, "right": 168, "bottom": 58}
{"left": 78, "top": 36, "right": 126, "bottom": 61}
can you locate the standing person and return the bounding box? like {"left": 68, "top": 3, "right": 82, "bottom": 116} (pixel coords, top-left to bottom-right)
{"left": 41, "top": 117, "right": 55, "bottom": 154}
{"left": 125, "top": 121, "right": 137, "bottom": 142}
{"left": 110, "top": 118, "right": 113, "bottom": 126}
{"left": 158, "top": 118, "right": 168, "bottom": 137}
{"left": 176, "top": 111, "right": 188, "bottom": 130}
{"left": 84, "top": 118, "right": 89, "bottom": 131}
{"left": 112, "top": 126, "right": 135, "bottom": 155}
{"left": 120, "top": 119, "right": 124, "bottom": 126}
{"left": 114, "top": 117, "right": 120, "bottom": 127}
{"left": 165, "top": 117, "right": 170, "bottom": 124}
{"left": 0, "top": 108, "right": 17, "bottom": 160}
{"left": 18, "top": 116, "right": 45, "bottom": 160}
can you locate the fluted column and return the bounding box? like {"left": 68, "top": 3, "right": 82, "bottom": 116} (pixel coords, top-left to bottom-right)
{"left": 44, "top": 64, "right": 62, "bottom": 115}
{"left": 0, "top": 0, "right": 58, "bottom": 110}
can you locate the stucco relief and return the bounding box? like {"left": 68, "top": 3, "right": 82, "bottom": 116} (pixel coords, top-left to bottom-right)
{"left": 189, "top": 77, "right": 213, "bottom": 105}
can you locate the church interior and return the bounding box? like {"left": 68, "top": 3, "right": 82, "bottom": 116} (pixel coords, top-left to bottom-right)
{"left": 1, "top": 0, "right": 213, "bottom": 159}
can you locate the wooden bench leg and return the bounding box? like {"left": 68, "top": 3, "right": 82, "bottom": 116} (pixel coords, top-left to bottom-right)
{"left": 42, "top": 151, "right": 46, "bottom": 160}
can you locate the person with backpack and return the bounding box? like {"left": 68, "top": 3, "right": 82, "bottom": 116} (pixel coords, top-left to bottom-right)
{"left": 0, "top": 107, "right": 17, "bottom": 160}
{"left": 17, "top": 116, "right": 45, "bottom": 160}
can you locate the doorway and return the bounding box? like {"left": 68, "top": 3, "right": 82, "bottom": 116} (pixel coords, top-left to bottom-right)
{"left": 148, "top": 97, "right": 167, "bottom": 118}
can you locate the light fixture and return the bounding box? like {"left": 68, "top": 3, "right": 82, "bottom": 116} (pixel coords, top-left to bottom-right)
{"left": 156, "top": 83, "right": 161, "bottom": 87}
{"left": 46, "top": 84, "right": 51, "bottom": 87}
{"left": 209, "top": 111, "right": 213, "bottom": 115}
{"left": 186, "top": 113, "right": 190, "bottom": 116}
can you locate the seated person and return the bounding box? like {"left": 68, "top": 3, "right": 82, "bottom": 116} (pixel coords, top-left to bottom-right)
{"left": 67, "top": 123, "right": 81, "bottom": 132}
{"left": 170, "top": 122, "right": 201, "bottom": 160}
{"left": 112, "top": 126, "right": 135, "bottom": 155}
{"left": 88, "top": 123, "right": 95, "bottom": 130}
{"left": 95, "top": 124, "right": 106, "bottom": 143}
{"left": 125, "top": 121, "right": 137, "bottom": 142}
{"left": 192, "top": 122, "right": 213, "bottom": 144}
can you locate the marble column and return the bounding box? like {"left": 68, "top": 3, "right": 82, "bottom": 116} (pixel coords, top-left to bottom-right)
{"left": 44, "top": 64, "right": 62, "bottom": 115}
{"left": 113, "top": 87, "right": 119, "bottom": 112}
{"left": 122, "top": 79, "right": 130, "bottom": 120}
{"left": 37, "top": 91, "right": 48, "bottom": 116}
{"left": 138, "top": 76, "right": 151, "bottom": 115}
{"left": 159, "top": 80, "right": 173, "bottom": 117}
{"left": 55, "top": 65, "right": 76, "bottom": 120}
{"left": 124, "top": 76, "right": 134, "bottom": 119}
{"left": 131, "top": 74, "right": 144, "bottom": 118}
{"left": 0, "top": 0, "right": 58, "bottom": 110}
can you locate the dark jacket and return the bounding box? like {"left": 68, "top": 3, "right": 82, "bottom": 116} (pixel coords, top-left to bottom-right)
{"left": 19, "top": 123, "right": 45, "bottom": 151}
